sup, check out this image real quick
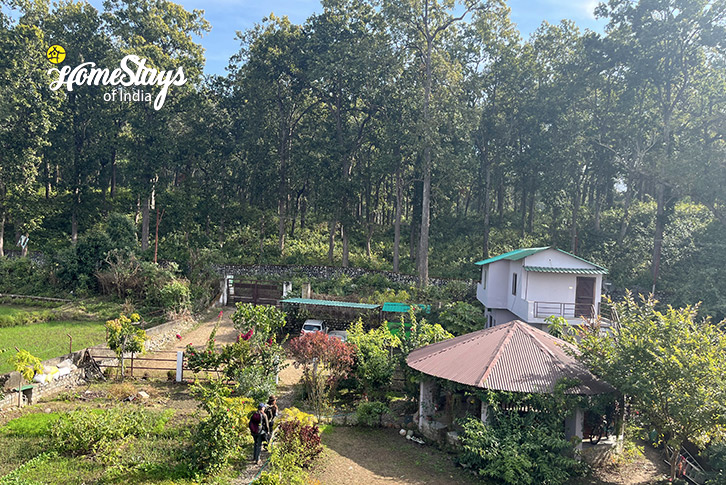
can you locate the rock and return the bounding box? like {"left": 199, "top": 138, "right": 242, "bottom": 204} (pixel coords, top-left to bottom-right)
{"left": 137, "top": 391, "right": 150, "bottom": 399}
{"left": 45, "top": 408, "right": 52, "bottom": 413}
{"left": 332, "top": 415, "right": 346, "bottom": 426}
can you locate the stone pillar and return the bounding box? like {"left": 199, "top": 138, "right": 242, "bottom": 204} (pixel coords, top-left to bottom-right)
{"left": 418, "top": 379, "right": 436, "bottom": 429}
{"left": 176, "top": 351, "right": 184, "bottom": 383}
{"left": 565, "top": 407, "right": 584, "bottom": 451}
{"left": 481, "top": 402, "right": 489, "bottom": 424}
{"left": 302, "top": 282, "right": 312, "bottom": 299}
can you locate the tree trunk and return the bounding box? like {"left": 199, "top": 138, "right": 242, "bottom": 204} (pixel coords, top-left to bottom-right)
{"left": 71, "top": 211, "right": 78, "bottom": 246}
{"left": 418, "top": 38, "right": 434, "bottom": 287}
{"left": 651, "top": 182, "right": 666, "bottom": 293}
{"left": 110, "top": 147, "right": 117, "bottom": 199}
{"left": 393, "top": 168, "right": 402, "bottom": 272}
{"left": 0, "top": 211, "right": 4, "bottom": 257}
{"left": 618, "top": 175, "right": 633, "bottom": 245}
{"left": 327, "top": 219, "right": 337, "bottom": 264}
{"left": 483, "top": 163, "right": 491, "bottom": 259}
{"left": 141, "top": 196, "right": 150, "bottom": 251}
{"left": 571, "top": 184, "right": 580, "bottom": 253}
{"left": 342, "top": 224, "right": 349, "bottom": 268}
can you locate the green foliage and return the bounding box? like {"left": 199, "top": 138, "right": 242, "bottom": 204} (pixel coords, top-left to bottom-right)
{"left": 347, "top": 320, "right": 398, "bottom": 397}
{"left": 105, "top": 213, "right": 138, "bottom": 252}
{"left": 0, "top": 259, "right": 54, "bottom": 297}
{"left": 9, "top": 349, "right": 42, "bottom": 381}
{"left": 0, "top": 309, "right": 55, "bottom": 328}
{"left": 355, "top": 401, "right": 389, "bottom": 427}
{"left": 231, "top": 303, "right": 287, "bottom": 341}
{"left": 253, "top": 407, "right": 321, "bottom": 485}
{"left": 576, "top": 292, "right": 726, "bottom": 478}
{"left": 189, "top": 382, "right": 255, "bottom": 475}
{"left": 49, "top": 407, "right": 173, "bottom": 455}
{"left": 435, "top": 301, "right": 487, "bottom": 336}
{"left": 159, "top": 279, "right": 191, "bottom": 314}
{"left": 458, "top": 412, "right": 586, "bottom": 485}
{"left": 0, "top": 412, "right": 61, "bottom": 437}
{"left": 105, "top": 313, "right": 147, "bottom": 377}
{"left": 545, "top": 315, "right": 568, "bottom": 338}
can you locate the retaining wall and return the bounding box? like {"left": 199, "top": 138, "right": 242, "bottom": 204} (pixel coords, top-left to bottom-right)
{"left": 215, "top": 264, "right": 471, "bottom": 288}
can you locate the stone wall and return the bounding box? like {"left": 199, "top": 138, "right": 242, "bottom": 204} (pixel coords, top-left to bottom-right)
{"left": 143, "top": 316, "right": 198, "bottom": 352}
{"left": 215, "top": 264, "right": 472, "bottom": 288}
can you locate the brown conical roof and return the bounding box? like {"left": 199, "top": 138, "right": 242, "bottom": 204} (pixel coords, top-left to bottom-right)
{"left": 406, "top": 320, "right": 612, "bottom": 395}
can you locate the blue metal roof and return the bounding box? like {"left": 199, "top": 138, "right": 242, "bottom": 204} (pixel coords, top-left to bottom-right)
{"left": 281, "top": 298, "right": 380, "bottom": 310}
{"left": 381, "top": 302, "right": 431, "bottom": 313}
{"left": 475, "top": 246, "right": 607, "bottom": 272}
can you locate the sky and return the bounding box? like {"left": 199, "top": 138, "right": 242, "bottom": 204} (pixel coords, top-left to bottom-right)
{"left": 90, "top": 0, "right": 608, "bottom": 76}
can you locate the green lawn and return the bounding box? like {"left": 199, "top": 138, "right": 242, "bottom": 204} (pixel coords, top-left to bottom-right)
{"left": 0, "top": 306, "right": 27, "bottom": 317}
{"left": 0, "top": 320, "right": 106, "bottom": 373}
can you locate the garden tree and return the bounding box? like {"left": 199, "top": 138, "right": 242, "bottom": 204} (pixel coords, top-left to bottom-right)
{"left": 42, "top": 1, "right": 118, "bottom": 245}
{"left": 0, "top": 8, "right": 55, "bottom": 257}
{"left": 105, "top": 313, "right": 147, "bottom": 378}
{"left": 346, "top": 319, "right": 399, "bottom": 398}
{"left": 575, "top": 293, "right": 726, "bottom": 479}
{"left": 229, "top": 15, "right": 317, "bottom": 255}
{"left": 435, "top": 301, "right": 487, "bottom": 335}
{"left": 103, "top": 0, "right": 209, "bottom": 251}
{"left": 288, "top": 331, "right": 355, "bottom": 417}
{"left": 306, "top": 0, "right": 395, "bottom": 266}
{"left": 383, "top": 0, "right": 487, "bottom": 285}
{"left": 596, "top": 0, "right": 726, "bottom": 292}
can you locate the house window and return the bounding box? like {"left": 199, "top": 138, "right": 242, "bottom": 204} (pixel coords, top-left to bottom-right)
{"left": 511, "top": 273, "right": 518, "bottom": 296}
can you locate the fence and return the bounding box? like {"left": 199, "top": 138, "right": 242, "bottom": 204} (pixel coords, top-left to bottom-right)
{"left": 88, "top": 349, "right": 186, "bottom": 382}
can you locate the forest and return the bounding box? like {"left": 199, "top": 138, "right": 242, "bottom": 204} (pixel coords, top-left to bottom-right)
{"left": 1, "top": 0, "right": 725, "bottom": 319}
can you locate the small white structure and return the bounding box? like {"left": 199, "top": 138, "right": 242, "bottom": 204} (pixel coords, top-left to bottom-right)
{"left": 475, "top": 247, "right": 608, "bottom": 330}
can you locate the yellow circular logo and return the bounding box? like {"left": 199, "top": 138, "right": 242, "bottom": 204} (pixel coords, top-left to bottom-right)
{"left": 46, "top": 45, "right": 66, "bottom": 64}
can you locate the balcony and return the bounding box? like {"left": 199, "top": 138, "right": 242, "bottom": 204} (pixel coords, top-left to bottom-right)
{"left": 533, "top": 301, "right": 595, "bottom": 320}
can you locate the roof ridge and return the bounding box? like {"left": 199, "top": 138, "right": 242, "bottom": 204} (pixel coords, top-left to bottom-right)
{"left": 477, "top": 323, "right": 518, "bottom": 386}
{"left": 520, "top": 324, "right": 576, "bottom": 379}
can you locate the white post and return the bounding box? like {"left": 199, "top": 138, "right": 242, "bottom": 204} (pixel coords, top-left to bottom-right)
{"left": 418, "top": 379, "right": 436, "bottom": 429}
{"left": 176, "top": 351, "right": 184, "bottom": 383}
{"left": 565, "top": 407, "right": 585, "bottom": 452}
{"left": 481, "top": 402, "right": 489, "bottom": 424}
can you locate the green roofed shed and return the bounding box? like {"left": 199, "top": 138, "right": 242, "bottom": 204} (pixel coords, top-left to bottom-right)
{"left": 280, "top": 298, "right": 380, "bottom": 310}
{"left": 382, "top": 302, "right": 431, "bottom": 313}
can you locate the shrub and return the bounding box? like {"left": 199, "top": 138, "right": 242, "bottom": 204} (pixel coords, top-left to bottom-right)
{"left": 49, "top": 407, "right": 173, "bottom": 455}
{"left": 273, "top": 409, "right": 322, "bottom": 468}
{"left": 10, "top": 349, "right": 43, "bottom": 381}
{"left": 105, "top": 213, "right": 138, "bottom": 251}
{"left": 189, "top": 384, "right": 256, "bottom": 474}
{"left": 458, "top": 412, "right": 586, "bottom": 485}
{"left": 159, "top": 279, "right": 191, "bottom": 314}
{"left": 435, "top": 301, "right": 487, "bottom": 336}
{"left": 106, "top": 313, "right": 147, "bottom": 377}
{"left": 355, "top": 401, "right": 389, "bottom": 427}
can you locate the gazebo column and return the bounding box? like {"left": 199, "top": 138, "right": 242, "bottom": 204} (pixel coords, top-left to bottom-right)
{"left": 418, "top": 379, "right": 436, "bottom": 428}
{"left": 565, "top": 407, "right": 584, "bottom": 451}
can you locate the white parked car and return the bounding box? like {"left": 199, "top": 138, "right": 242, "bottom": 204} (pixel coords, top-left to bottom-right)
{"left": 328, "top": 330, "right": 348, "bottom": 342}
{"left": 301, "top": 319, "right": 327, "bottom": 335}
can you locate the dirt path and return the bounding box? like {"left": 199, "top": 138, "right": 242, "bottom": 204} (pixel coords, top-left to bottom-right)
{"left": 311, "top": 427, "right": 480, "bottom": 485}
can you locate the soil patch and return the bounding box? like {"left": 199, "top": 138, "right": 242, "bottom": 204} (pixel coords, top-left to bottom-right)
{"left": 311, "top": 426, "right": 480, "bottom": 485}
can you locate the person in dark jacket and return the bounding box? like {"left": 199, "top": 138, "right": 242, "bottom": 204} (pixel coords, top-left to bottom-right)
{"left": 265, "top": 395, "right": 278, "bottom": 429}
{"left": 249, "top": 403, "right": 270, "bottom": 464}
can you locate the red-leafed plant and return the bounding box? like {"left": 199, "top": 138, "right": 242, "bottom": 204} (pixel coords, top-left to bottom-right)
{"left": 288, "top": 332, "right": 355, "bottom": 416}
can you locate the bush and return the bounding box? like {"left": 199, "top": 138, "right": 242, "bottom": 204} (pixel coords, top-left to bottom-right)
{"left": 105, "top": 213, "right": 137, "bottom": 251}
{"left": 190, "top": 384, "right": 256, "bottom": 474}
{"left": 49, "top": 407, "right": 173, "bottom": 455}
{"left": 0, "top": 309, "right": 55, "bottom": 327}
{"left": 355, "top": 401, "right": 389, "bottom": 427}
{"left": 434, "top": 301, "right": 487, "bottom": 336}
{"left": 458, "top": 412, "right": 586, "bottom": 485}
{"left": 159, "top": 279, "right": 191, "bottom": 314}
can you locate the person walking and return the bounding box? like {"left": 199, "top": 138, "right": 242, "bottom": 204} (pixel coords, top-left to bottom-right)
{"left": 265, "top": 395, "right": 278, "bottom": 428}
{"left": 249, "top": 403, "right": 270, "bottom": 465}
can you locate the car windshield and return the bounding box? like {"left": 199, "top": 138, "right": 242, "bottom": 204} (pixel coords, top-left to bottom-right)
{"left": 303, "top": 324, "right": 320, "bottom": 331}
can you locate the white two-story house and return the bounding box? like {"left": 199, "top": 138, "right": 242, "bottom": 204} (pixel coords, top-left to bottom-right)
{"left": 475, "top": 246, "right": 608, "bottom": 330}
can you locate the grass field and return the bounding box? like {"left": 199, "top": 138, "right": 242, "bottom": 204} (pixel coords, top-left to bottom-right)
{"left": 0, "top": 306, "right": 28, "bottom": 317}
{"left": 0, "top": 320, "right": 105, "bottom": 373}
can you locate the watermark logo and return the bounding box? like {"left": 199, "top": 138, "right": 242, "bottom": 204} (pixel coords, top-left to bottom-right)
{"left": 46, "top": 45, "right": 66, "bottom": 64}
{"left": 47, "top": 54, "right": 187, "bottom": 110}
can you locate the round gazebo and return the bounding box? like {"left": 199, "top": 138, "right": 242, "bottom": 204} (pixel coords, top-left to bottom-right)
{"left": 406, "top": 320, "right": 613, "bottom": 446}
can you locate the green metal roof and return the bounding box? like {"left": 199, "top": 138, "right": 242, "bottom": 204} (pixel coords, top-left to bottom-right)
{"left": 474, "top": 247, "right": 550, "bottom": 266}
{"left": 281, "top": 298, "right": 380, "bottom": 310}
{"left": 381, "top": 302, "right": 431, "bottom": 313}
{"left": 524, "top": 266, "right": 608, "bottom": 275}
{"left": 475, "top": 246, "right": 607, "bottom": 272}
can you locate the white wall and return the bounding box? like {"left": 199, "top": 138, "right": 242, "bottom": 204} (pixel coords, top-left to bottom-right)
{"left": 477, "top": 260, "right": 509, "bottom": 309}
{"left": 525, "top": 248, "right": 597, "bottom": 269}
